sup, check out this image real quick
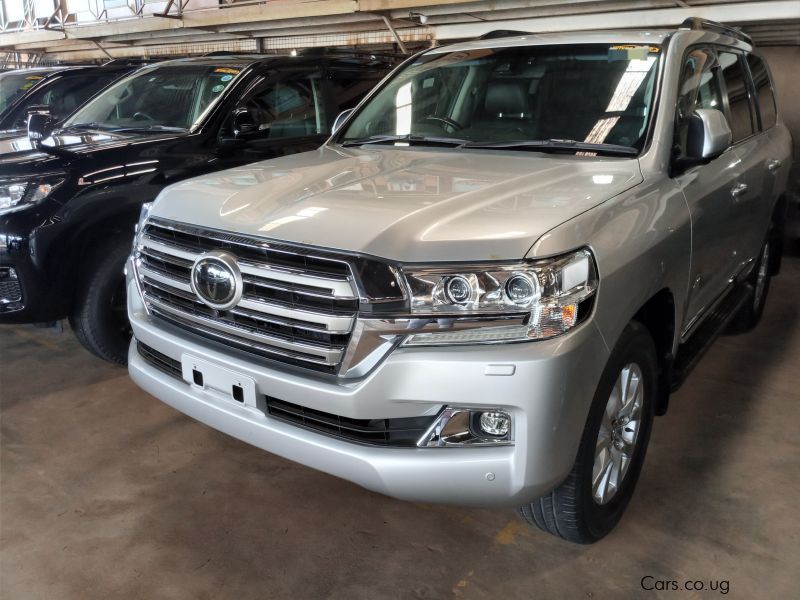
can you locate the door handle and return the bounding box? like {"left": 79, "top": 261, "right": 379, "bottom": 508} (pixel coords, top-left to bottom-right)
{"left": 767, "top": 159, "right": 782, "bottom": 172}
{"left": 730, "top": 183, "right": 748, "bottom": 198}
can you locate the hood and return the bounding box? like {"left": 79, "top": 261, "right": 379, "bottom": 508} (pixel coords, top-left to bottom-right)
{"left": 0, "top": 128, "right": 181, "bottom": 172}
{"left": 151, "top": 145, "right": 643, "bottom": 262}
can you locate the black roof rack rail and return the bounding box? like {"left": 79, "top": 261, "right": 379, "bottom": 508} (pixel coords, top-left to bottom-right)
{"left": 477, "top": 30, "right": 532, "bottom": 40}
{"left": 680, "top": 17, "right": 752, "bottom": 45}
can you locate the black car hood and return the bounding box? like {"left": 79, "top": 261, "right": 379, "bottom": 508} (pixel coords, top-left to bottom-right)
{"left": 0, "top": 128, "right": 184, "bottom": 174}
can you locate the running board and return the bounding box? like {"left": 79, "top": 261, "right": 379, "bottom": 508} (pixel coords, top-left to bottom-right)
{"left": 670, "top": 283, "right": 753, "bottom": 391}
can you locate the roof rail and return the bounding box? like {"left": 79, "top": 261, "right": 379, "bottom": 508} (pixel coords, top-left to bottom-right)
{"left": 477, "top": 30, "right": 532, "bottom": 40}
{"left": 680, "top": 17, "right": 752, "bottom": 45}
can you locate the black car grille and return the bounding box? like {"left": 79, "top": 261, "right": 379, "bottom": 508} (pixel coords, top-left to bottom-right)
{"left": 265, "top": 398, "right": 435, "bottom": 447}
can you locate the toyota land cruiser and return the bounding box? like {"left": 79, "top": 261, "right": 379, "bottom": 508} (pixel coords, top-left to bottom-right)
{"left": 127, "top": 21, "right": 792, "bottom": 543}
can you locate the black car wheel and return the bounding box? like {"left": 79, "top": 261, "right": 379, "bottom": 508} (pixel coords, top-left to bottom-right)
{"left": 69, "top": 242, "right": 132, "bottom": 365}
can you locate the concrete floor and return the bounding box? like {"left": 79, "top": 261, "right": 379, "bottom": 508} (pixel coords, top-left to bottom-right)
{"left": 2, "top": 255, "right": 799, "bottom": 600}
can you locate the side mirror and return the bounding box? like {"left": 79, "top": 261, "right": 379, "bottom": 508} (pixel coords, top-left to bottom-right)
{"left": 27, "top": 107, "right": 53, "bottom": 145}
{"left": 332, "top": 109, "right": 353, "bottom": 134}
{"left": 231, "top": 107, "right": 258, "bottom": 138}
{"left": 687, "top": 108, "right": 732, "bottom": 160}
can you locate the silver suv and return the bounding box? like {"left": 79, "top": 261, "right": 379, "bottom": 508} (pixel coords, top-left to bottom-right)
{"left": 127, "top": 20, "right": 792, "bottom": 543}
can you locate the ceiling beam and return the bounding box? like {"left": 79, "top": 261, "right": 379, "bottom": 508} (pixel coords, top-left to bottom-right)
{"left": 433, "top": 0, "right": 800, "bottom": 39}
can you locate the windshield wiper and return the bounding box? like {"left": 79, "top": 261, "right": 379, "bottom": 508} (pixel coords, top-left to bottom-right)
{"left": 339, "top": 134, "right": 467, "bottom": 148}
{"left": 109, "top": 125, "right": 187, "bottom": 133}
{"left": 63, "top": 122, "right": 114, "bottom": 131}
{"left": 461, "top": 139, "right": 639, "bottom": 156}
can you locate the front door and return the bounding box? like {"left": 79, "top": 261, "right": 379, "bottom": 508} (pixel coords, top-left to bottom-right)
{"left": 672, "top": 47, "right": 747, "bottom": 329}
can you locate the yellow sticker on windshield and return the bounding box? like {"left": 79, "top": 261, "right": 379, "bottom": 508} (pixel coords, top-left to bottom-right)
{"left": 609, "top": 45, "right": 659, "bottom": 61}
{"left": 214, "top": 68, "right": 240, "bottom": 75}
{"left": 25, "top": 75, "right": 44, "bottom": 80}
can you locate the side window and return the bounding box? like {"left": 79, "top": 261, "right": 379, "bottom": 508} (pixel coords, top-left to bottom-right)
{"left": 239, "top": 72, "right": 327, "bottom": 140}
{"left": 718, "top": 51, "right": 755, "bottom": 142}
{"left": 674, "top": 48, "right": 724, "bottom": 158}
{"left": 746, "top": 54, "right": 777, "bottom": 130}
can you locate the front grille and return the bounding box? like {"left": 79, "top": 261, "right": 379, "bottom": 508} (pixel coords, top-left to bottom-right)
{"left": 266, "top": 398, "right": 436, "bottom": 447}
{"left": 136, "top": 341, "right": 434, "bottom": 447}
{"left": 134, "top": 218, "right": 359, "bottom": 374}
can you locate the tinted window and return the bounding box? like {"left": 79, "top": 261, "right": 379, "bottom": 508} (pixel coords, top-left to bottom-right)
{"left": 0, "top": 71, "right": 47, "bottom": 112}
{"left": 9, "top": 72, "right": 121, "bottom": 128}
{"left": 238, "top": 72, "right": 326, "bottom": 139}
{"left": 340, "top": 44, "right": 661, "bottom": 151}
{"left": 719, "top": 52, "right": 754, "bottom": 141}
{"left": 674, "top": 48, "right": 724, "bottom": 157}
{"left": 746, "top": 54, "right": 777, "bottom": 130}
{"left": 65, "top": 64, "right": 243, "bottom": 131}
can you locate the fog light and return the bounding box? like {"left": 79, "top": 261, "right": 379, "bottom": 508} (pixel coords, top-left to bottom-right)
{"left": 417, "top": 407, "right": 513, "bottom": 447}
{"left": 478, "top": 411, "right": 511, "bottom": 436}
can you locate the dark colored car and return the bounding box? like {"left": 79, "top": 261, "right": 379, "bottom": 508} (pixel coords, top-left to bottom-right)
{"left": 0, "top": 62, "right": 141, "bottom": 142}
{"left": 0, "top": 52, "right": 396, "bottom": 363}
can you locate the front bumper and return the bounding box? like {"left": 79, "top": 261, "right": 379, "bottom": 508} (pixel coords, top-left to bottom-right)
{"left": 0, "top": 202, "right": 68, "bottom": 322}
{"left": 128, "top": 275, "right": 610, "bottom": 507}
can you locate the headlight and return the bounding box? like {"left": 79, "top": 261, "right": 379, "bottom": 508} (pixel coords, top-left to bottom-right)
{"left": 0, "top": 176, "right": 63, "bottom": 216}
{"left": 401, "top": 248, "right": 597, "bottom": 345}
{"left": 132, "top": 201, "right": 154, "bottom": 247}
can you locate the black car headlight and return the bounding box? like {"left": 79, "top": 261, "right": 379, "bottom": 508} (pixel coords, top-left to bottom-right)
{"left": 400, "top": 248, "right": 598, "bottom": 345}
{"left": 0, "top": 176, "right": 64, "bottom": 216}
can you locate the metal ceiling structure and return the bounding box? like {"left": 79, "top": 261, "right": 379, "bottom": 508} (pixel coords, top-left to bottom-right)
{"left": 0, "top": 0, "right": 798, "bottom": 65}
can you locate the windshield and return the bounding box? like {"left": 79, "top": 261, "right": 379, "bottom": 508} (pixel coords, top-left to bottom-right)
{"left": 63, "top": 64, "right": 244, "bottom": 131}
{"left": 339, "top": 44, "right": 660, "bottom": 152}
{"left": 0, "top": 71, "right": 49, "bottom": 113}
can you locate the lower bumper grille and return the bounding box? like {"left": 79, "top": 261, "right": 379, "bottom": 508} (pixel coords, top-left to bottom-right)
{"left": 266, "top": 398, "right": 436, "bottom": 447}
{"left": 0, "top": 267, "right": 23, "bottom": 312}
{"left": 135, "top": 341, "right": 435, "bottom": 447}
{"left": 137, "top": 341, "right": 182, "bottom": 378}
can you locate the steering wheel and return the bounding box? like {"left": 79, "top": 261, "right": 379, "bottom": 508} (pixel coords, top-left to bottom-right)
{"left": 421, "top": 115, "right": 464, "bottom": 131}
{"left": 133, "top": 111, "right": 155, "bottom": 122}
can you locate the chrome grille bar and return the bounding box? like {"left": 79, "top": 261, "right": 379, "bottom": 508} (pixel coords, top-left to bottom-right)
{"left": 135, "top": 219, "right": 360, "bottom": 372}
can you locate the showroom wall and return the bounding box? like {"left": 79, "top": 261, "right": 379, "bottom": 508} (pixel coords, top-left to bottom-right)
{"left": 762, "top": 46, "right": 800, "bottom": 192}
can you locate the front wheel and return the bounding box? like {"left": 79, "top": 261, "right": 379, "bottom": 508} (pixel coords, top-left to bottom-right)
{"left": 68, "top": 242, "right": 132, "bottom": 365}
{"left": 518, "top": 321, "right": 657, "bottom": 543}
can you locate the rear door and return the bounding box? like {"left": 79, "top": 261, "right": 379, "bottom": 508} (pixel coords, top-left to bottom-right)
{"left": 672, "top": 47, "right": 746, "bottom": 328}
{"left": 718, "top": 50, "right": 771, "bottom": 267}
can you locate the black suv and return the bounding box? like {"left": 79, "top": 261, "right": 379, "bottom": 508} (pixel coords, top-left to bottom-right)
{"left": 0, "top": 62, "right": 140, "bottom": 143}
{"left": 0, "top": 52, "right": 396, "bottom": 362}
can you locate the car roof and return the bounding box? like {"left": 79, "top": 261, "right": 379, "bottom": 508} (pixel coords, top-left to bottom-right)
{"left": 149, "top": 53, "right": 395, "bottom": 69}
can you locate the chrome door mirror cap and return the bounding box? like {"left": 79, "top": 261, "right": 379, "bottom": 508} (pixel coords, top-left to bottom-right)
{"left": 689, "top": 108, "right": 732, "bottom": 160}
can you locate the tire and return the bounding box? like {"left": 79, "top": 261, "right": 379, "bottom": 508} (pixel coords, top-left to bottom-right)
{"left": 68, "top": 242, "right": 132, "bottom": 365}
{"left": 518, "top": 321, "right": 657, "bottom": 543}
{"left": 729, "top": 238, "right": 772, "bottom": 333}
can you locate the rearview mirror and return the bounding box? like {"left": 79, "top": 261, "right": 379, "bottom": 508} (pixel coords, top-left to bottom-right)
{"left": 332, "top": 109, "right": 353, "bottom": 134}
{"left": 687, "top": 108, "right": 732, "bottom": 160}
{"left": 27, "top": 107, "right": 53, "bottom": 145}
{"left": 231, "top": 107, "right": 258, "bottom": 138}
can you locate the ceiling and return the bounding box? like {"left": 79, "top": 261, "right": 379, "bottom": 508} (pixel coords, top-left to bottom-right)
{"left": 1, "top": 0, "right": 798, "bottom": 64}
